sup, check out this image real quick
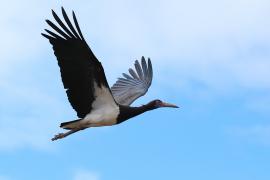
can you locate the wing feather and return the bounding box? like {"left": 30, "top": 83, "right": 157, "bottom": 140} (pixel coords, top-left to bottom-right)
{"left": 135, "top": 60, "right": 143, "bottom": 79}
{"left": 72, "top": 11, "right": 85, "bottom": 41}
{"left": 51, "top": 10, "right": 75, "bottom": 38}
{"left": 42, "top": 8, "right": 114, "bottom": 118}
{"left": 128, "top": 68, "right": 140, "bottom": 80}
{"left": 45, "top": 20, "right": 70, "bottom": 39}
{"left": 61, "top": 7, "right": 81, "bottom": 39}
{"left": 111, "top": 57, "right": 153, "bottom": 106}
{"left": 44, "top": 29, "right": 65, "bottom": 40}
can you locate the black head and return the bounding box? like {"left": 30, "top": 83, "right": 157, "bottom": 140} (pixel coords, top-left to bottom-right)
{"left": 147, "top": 99, "right": 179, "bottom": 110}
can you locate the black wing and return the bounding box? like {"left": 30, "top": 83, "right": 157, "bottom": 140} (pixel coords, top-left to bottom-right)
{"left": 42, "top": 7, "right": 112, "bottom": 118}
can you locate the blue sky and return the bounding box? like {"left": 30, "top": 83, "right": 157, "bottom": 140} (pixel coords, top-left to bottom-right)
{"left": 0, "top": 0, "right": 270, "bottom": 179}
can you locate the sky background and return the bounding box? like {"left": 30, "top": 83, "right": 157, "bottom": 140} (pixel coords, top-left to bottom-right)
{"left": 0, "top": 0, "right": 270, "bottom": 179}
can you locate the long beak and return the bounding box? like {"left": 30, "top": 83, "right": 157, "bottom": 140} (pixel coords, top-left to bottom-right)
{"left": 160, "top": 102, "right": 179, "bottom": 108}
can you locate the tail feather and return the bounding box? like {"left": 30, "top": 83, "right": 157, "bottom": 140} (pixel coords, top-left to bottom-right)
{"left": 60, "top": 119, "right": 82, "bottom": 130}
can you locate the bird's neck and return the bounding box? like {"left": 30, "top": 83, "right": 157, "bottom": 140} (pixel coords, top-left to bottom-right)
{"left": 116, "top": 104, "right": 152, "bottom": 124}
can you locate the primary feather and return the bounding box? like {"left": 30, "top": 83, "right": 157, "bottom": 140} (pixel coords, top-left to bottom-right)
{"left": 42, "top": 7, "right": 113, "bottom": 118}
{"left": 111, "top": 57, "right": 153, "bottom": 106}
{"left": 42, "top": 7, "right": 178, "bottom": 141}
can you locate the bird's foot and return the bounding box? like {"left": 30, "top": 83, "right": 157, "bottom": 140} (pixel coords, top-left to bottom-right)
{"left": 51, "top": 129, "right": 82, "bottom": 141}
{"left": 51, "top": 133, "right": 66, "bottom": 141}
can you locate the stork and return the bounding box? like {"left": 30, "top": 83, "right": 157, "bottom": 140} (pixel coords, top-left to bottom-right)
{"left": 42, "top": 7, "right": 179, "bottom": 141}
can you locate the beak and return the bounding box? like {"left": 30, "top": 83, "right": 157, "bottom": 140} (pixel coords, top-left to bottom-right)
{"left": 160, "top": 102, "right": 179, "bottom": 108}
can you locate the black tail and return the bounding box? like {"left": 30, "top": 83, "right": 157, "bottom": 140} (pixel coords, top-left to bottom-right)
{"left": 60, "top": 119, "right": 82, "bottom": 129}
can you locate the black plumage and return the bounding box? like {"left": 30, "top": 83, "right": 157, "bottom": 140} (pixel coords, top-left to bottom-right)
{"left": 42, "top": 8, "right": 178, "bottom": 141}
{"left": 42, "top": 8, "right": 110, "bottom": 118}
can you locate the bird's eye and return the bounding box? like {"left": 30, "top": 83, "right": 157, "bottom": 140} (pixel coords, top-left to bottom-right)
{"left": 155, "top": 100, "right": 162, "bottom": 107}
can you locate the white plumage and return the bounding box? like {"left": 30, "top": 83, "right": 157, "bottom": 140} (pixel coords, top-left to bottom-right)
{"left": 63, "top": 84, "right": 119, "bottom": 129}
{"left": 42, "top": 7, "right": 178, "bottom": 141}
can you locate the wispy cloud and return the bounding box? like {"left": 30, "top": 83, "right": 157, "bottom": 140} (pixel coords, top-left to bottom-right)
{"left": 0, "top": 175, "right": 10, "bottom": 180}
{"left": 73, "top": 170, "right": 100, "bottom": 180}
{"left": 2, "top": 0, "right": 270, "bottom": 90}
{"left": 0, "top": 117, "right": 54, "bottom": 151}
{"left": 0, "top": 1, "right": 49, "bottom": 74}
{"left": 77, "top": 0, "right": 270, "bottom": 92}
{"left": 1, "top": 0, "right": 270, "bottom": 151}
{"left": 0, "top": 80, "right": 64, "bottom": 151}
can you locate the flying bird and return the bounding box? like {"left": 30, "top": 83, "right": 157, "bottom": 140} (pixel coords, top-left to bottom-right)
{"left": 42, "top": 7, "right": 179, "bottom": 141}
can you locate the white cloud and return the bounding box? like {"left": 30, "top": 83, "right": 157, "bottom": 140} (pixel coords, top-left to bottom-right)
{"left": 0, "top": 1, "right": 47, "bottom": 73}
{"left": 0, "top": 175, "right": 10, "bottom": 180}
{"left": 1, "top": 0, "right": 270, "bottom": 91}
{"left": 0, "top": 80, "right": 66, "bottom": 151}
{"left": 73, "top": 170, "right": 100, "bottom": 180}
{"left": 0, "top": 117, "right": 55, "bottom": 151}
{"left": 1, "top": 0, "right": 270, "bottom": 151}
{"left": 79, "top": 0, "right": 270, "bottom": 91}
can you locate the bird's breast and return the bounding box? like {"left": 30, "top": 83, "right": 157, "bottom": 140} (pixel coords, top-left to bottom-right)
{"left": 83, "top": 104, "right": 119, "bottom": 127}
{"left": 82, "top": 84, "right": 120, "bottom": 127}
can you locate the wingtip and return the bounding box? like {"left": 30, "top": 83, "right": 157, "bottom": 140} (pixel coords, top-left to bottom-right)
{"left": 45, "top": 19, "right": 51, "bottom": 24}
{"left": 51, "top": 9, "right": 55, "bottom": 14}
{"left": 141, "top": 56, "right": 147, "bottom": 64}
{"left": 72, "top": 10, "right": 76, "bottom": 16}
{"left": 135, "top": 59, "right": 139, "bottom": 65}
{"left": 147, "top": 57, "right": 152, "bottom": 65}
{"left": 51, "top": 9, "right": 58, "bottom": 19}
{"left": 61, "top": 6, "right": 67, "bottom": 14}
{"left": 72, "top": 10, "right": 85, "bottom": 41}
{"left": 41, "top": 32, "right": 51, "bottom": 39}
{"left": 72, "top": 11, "right": 77, "bottom": 22}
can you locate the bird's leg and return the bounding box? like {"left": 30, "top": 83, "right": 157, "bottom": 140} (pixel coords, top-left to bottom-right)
{"left": 51, "top": 128, "right": 85, "bottom": 141}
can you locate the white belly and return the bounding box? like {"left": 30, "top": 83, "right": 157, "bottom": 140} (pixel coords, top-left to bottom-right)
{"left": 82, "top": 84, "right": 119, "bottom": 127}
{"left": 83, "top": 105, "right": 119, "bottom": 127}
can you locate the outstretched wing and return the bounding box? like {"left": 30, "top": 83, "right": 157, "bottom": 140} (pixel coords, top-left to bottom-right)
{"left": 111, "top": 57, "right": 153, "bottom": 106}
{"left": 42, "top": 7, "right": 113, "bottom": 118}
